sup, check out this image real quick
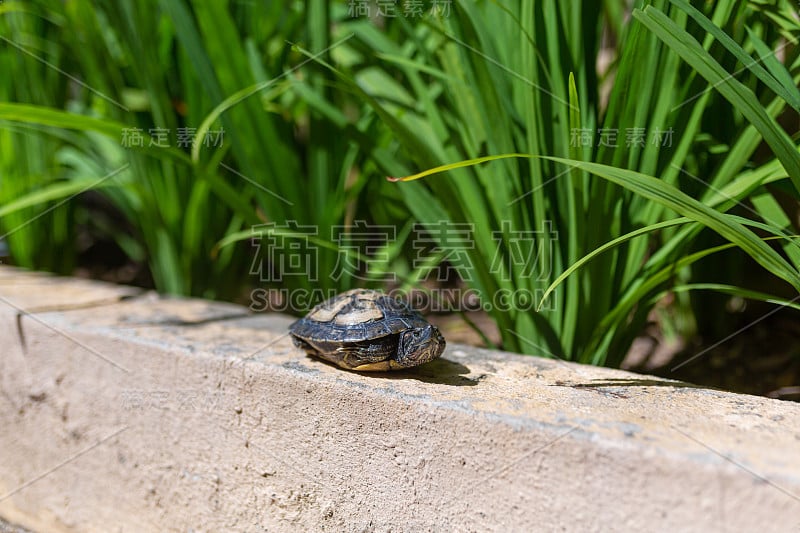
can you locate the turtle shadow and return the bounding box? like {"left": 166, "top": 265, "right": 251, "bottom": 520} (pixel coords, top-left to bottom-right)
{"left": 367, "top": 357, "right": 478, "bottom": 387}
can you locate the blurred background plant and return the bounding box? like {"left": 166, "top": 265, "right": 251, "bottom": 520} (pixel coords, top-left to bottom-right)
{"left": 1, "top": 0, "right": 799, "bottom": 380}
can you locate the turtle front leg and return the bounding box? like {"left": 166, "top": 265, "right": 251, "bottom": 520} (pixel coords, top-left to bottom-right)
{"left": 335, "top": 342, "right": 395, "bottom": 368}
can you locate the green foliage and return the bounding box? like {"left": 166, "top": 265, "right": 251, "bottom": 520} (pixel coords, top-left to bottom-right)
{"left": 0, "top": 0, "right": 372, "bottom": 298}
{"left": 295, "top": 0, "right": 800, "bottom": 364}
{"left": 1, "top": 0, "right": 798, "bottom": 366}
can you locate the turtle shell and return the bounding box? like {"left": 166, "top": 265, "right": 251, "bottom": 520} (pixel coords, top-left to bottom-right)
{"left": 289, "top": 288, "right": 429, "bottom": 348}
{"left": 288, "top": 288, "right": 445, "bottom": 371}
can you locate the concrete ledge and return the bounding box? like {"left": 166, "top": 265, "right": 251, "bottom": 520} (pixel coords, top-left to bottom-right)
{"left": 0, "top": 266, "right": 798, "bottom": 532}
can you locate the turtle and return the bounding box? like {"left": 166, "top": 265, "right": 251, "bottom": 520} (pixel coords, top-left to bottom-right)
{"left": 289, "top": 289, "right": 446, "bottom": 371}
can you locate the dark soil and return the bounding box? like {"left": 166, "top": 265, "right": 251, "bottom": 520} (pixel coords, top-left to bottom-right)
{"left": 626, "top": 310, "right": 800, "bottom": 402}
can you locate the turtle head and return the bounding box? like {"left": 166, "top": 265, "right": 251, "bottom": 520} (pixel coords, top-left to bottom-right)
{"left": 395, "top": 325, "right": 446, "bottom": 368}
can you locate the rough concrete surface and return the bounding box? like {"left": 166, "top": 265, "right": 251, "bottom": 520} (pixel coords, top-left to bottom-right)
{"left": 0, "top": 266, "right": 798, "bottom": 532}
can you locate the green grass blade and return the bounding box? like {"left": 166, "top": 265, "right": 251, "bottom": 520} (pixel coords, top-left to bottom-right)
{"left": 538, "top": 217, "right": 692, "bottom": 311}
{"left": 388, "top": 153, "right": 530, "bottom": 182}
{"left": 633, "top": 6, "right": 800, "bottom": 192}
{"left": 666, "top": 0, "right": 800, "bottom": 110}
{"left": 666, "top": 283, "right": 800, "bottom": 312}
{"left": 0, "top": 103, "right": 191, "bottom": 163}
{"left": 393, "top": 153, "right": 800, "bottom": 292}
{"left": 0, "top": 173, "right": 127, "bottom": 219}
{"left": 544, "top": 156, "right": 800, "bottom": 292}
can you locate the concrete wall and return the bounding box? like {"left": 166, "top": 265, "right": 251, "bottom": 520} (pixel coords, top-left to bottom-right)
{"left": 0, "top": 267, "right": 798, "bottom": 532}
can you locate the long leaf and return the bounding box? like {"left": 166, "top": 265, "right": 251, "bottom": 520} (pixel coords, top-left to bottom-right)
{"left": 391, "top": 153, "right": 800, "bottom": 291}
{"left": 633, "top": 6, "right": 800, "bottom": 192}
